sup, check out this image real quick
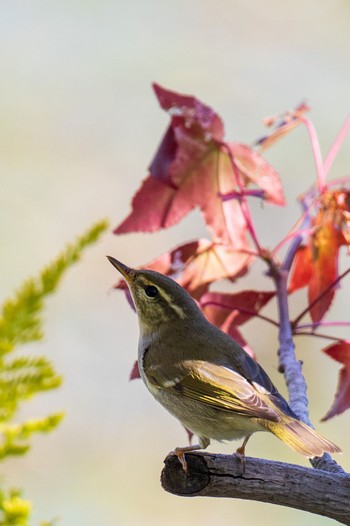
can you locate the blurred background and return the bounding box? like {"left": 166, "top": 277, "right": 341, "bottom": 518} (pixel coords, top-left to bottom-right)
{"left": 1, "top": 1, "right": 349, "bottom": 524}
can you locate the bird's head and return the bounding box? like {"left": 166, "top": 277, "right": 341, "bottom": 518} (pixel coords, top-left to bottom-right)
{"left": 107, "top": 256, "right": 201, "bottom": 335}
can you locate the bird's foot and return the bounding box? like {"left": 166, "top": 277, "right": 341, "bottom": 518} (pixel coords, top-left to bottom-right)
{"left": 234, "top": 435, "right": 251, "bottom": 475}
{"left": 167, "top": 443, "right": 205, "bottom": 474}
{"left": 171, "top": 447, "right": 189, "bottom": 473}
{"left": 234, "top": 445, "right": 246, "bottom": 474}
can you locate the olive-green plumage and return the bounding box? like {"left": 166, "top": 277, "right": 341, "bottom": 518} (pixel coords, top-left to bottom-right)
{"left": 108, "top": 256, "right": 341, "bottom": 468}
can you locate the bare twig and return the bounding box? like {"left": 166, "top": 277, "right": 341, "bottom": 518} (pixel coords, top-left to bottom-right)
{"left": 323, "top": 113, "right": 350, "bottom": 176}
{"left": 301, "top": 116, "right": 326, "bottom": 191}
{"left": 222, "top": 143, "right": 263, "bottom": 255}
{"left": 275, "top": 188, "right": 312, "bottom": 266}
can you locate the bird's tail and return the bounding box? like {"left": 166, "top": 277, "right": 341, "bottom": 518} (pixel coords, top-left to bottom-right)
{"left": 262, "top": 417, "right": 341, "bottom": 458}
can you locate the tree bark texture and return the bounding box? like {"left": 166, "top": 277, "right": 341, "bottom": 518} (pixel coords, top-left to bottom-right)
{"left": 161, "top": 453, "right": 350, "bottom": 524}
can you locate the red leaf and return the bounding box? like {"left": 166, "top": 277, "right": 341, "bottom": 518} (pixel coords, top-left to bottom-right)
{"left": 116, "top": 135, "right": 247, "bottom": 246}
{"left": 256, "top": 102, "right": 310, "bottom": 151}
{"left": 322, "top": 341, "right": 350, "bottom": 420}
{"left": 113, "top": 240, "right": 252, "bottom": 301}
{"left": 228, "top": 142, "right": 285, "bottom": 206}
{"left": 115, "top": 84, "right": 283, "bottom": 247}
{"left": 115, "top": 85, "right": 238, "bottom": 244}
{"left": 289, "top": 246, "right": 314, "bottom": 292}
{"left": 308, "top": 220, "right": 345, "bottom": 322}
{"left": 129, "top": 360, "right": 141, "bottom": 381}
{"left": 114, "top": 176, "right": 192, "bottom": 235}
{"left": 289, "top": 191, "right": 349, "bottom": 321}
{"left": 143, "top": 239, "right": 252, "bottom": 298}
{"left": 152, "top": 83, "right": 224, "bottom": 142}
{"left": 200, "top": 290, "right": 275, "bottom": 325}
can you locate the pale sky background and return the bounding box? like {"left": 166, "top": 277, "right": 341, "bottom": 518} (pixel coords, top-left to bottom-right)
{"left": 1, "top": 1, "right": 350, "bottom": 525}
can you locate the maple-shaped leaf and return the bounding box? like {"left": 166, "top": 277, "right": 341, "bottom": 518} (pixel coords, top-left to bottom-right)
{"left": 145, "top": 239, "right": 252, "bottom": 298}
{"left": 115, "top": 89, "right": 245, "bottom": 245}
{"left": 290, "top": 191, "right": 349, "bottom": 322}
{"left": 256, "top": 102, "right": 310, "bottom": 151}
{"left": 114, "top": 239, "right": 252, "bottom": 300}
{"left": 322, "top": 341, "right": 350, "bottom": 420}
{"left": 200, "top": 290, "right": 275, "bottom": 357}
{"left": 115, "top": 84, "right": 284, "bottom": 246}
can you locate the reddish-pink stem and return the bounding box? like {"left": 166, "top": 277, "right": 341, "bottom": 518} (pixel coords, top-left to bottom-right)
{"left": 271, "top": 189, "right": 319, "bottom": 261}
{"left": 222, "top": 143, "right": 263, "bottom": 255}
{"left": 220, "top": 189, "right": 266, "bottom": 201}
{"left": 301, "top": 116, "right": 326, "bottom": 192}
{"left": 323, "top": 113, "right": 350, "bottom": 177}
{"left": 326, "top": 175, "right": 350, "bottom": 188}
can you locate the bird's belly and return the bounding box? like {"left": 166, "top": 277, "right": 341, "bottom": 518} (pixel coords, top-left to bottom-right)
{"left": 148, "top": 384, "right": 265, "bottom": 442}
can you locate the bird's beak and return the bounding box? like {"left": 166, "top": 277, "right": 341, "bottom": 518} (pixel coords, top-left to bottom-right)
{"left": 107, "top": 256, "right": 134, "bottom": 282}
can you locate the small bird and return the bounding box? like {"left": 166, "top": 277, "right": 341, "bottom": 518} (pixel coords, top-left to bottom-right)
{"left": 108, "top": 256, "right": 341, "bottom": 471}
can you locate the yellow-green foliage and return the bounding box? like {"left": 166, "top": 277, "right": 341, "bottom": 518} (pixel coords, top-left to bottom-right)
{"left": 0, "top": 219, "right": 108, "bottom": 525}
{"left": 0, "top": 488, "right": 32, "bottom": 526}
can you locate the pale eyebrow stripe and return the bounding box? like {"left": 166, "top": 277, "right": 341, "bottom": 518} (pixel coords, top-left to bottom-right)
{"left": 139, "top": 277, "right": 187, "bottom": 319}
{"left": 159, "top": 289, "right": 187, "bottom": 319}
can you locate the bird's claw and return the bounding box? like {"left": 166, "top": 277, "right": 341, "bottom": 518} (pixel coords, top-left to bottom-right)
{"left": 168, "top": 447, "right": 188, "bottom": 473}
{"left": 234, "top": 446, "right": 246, "bottom": 474}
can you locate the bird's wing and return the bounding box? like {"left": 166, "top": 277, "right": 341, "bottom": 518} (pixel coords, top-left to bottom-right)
{"left": 231, "top": 345, "right": 297, "bottom": 418}
{"left": 148, "top": 359, "right": 280, "bottom": 422}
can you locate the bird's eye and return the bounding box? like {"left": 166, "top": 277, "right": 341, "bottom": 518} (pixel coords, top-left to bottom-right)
{"left": 144, "top": 285, "right": 159, "bottom": 298}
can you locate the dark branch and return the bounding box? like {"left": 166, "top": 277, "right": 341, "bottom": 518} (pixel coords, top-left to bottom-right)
{"left": 161, "top": 453, "right": 350, "bottom": 525}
